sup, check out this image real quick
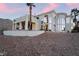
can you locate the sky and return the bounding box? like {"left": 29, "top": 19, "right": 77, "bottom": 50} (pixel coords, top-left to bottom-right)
{"left": 0, "top": 3, "right": 79, "bottom": 20}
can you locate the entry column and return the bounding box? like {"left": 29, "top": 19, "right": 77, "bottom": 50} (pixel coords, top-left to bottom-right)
{"left": 19, "top": 22, "right": 22, "bottom": 30}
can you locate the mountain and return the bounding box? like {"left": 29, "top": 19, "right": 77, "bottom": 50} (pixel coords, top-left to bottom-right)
{"left": 0, "top": 18, "right": 13, "bottom": 34}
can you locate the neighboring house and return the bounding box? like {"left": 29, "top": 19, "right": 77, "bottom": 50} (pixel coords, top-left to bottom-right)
{"left": 0, "top": 18, "right": 12, "bottom": 34}
{"left": 13, "top": 10, "right": 75, "bottom": 32}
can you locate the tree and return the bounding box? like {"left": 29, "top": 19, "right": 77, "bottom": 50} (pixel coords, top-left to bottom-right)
{"left": 71, "top": 8, "right": 79, "bottom": 23}
{"left": 26, "top": 3, "right": 35, "bottom": 30}
{"left": 71, "top": 8, "right": 79, "bottom": 32}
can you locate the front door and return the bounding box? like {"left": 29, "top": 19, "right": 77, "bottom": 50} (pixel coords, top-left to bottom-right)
{"left": 22, "top": 21, "right": 25, "bottom": 30}
{"left": 32, "top": 22, "right": 36, "bottom": 30}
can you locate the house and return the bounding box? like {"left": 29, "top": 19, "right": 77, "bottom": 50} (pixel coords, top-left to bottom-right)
{"left": 13, "top": 10, "right": 75, "bottom": 32}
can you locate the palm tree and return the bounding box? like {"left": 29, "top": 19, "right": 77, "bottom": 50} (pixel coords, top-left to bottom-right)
{"left": 71, "top": 8, "right": 79, "bottom": 23}
{"left": 26, "top": 3, "right": 35, "bottom": 30}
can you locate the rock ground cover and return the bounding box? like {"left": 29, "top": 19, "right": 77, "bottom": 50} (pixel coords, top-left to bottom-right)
{"left": 0, "top": 32, "right": 79, "bottom": 56}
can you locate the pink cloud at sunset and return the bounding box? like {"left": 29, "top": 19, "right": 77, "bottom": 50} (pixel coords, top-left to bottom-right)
{"left": 42, "top": 3, "right": 59, "bottom": 13}
{"left": 66, "top": 3, "right": 79, "bottom": 8}
{"left": 0, "top": 3, "right": 22, "bottom": 13}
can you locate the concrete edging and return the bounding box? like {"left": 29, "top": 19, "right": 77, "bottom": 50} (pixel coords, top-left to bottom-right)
{"left": 3, "top": 30, "right": 45, "bottom": 37}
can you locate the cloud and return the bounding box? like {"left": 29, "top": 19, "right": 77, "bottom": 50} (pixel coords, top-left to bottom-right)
{"left": 0, "top": 3, "right": 22, "bottom": 13}
{"left": 66, "top": 3, "right": 79, "bottom": 9}
{"left": 42, "top": 3, "right": 59, "bottom": 13}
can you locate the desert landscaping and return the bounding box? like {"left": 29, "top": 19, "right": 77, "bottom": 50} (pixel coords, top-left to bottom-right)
{"left": 0, "top": 32, "right": 79, "bottom": 56}
{"left": 0, "top": 3, "right": 79, "bottom": 56}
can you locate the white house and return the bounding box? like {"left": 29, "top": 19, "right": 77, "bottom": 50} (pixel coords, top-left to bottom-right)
{"left": 13, "top": 10, "right": 75, "bottom": 32}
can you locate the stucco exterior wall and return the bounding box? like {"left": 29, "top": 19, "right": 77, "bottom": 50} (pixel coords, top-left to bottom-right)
{"left": 13, "top": 10, "right": 74, "bottom": 32}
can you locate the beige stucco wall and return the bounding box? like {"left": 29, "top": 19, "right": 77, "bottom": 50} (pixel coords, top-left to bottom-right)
{"left": 13, "top": 15, "right": 40, "bottom": 30}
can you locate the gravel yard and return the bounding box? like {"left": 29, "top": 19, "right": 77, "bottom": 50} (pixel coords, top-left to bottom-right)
{"left": 0, "top": 32, "right": 79, "bottom": 56}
